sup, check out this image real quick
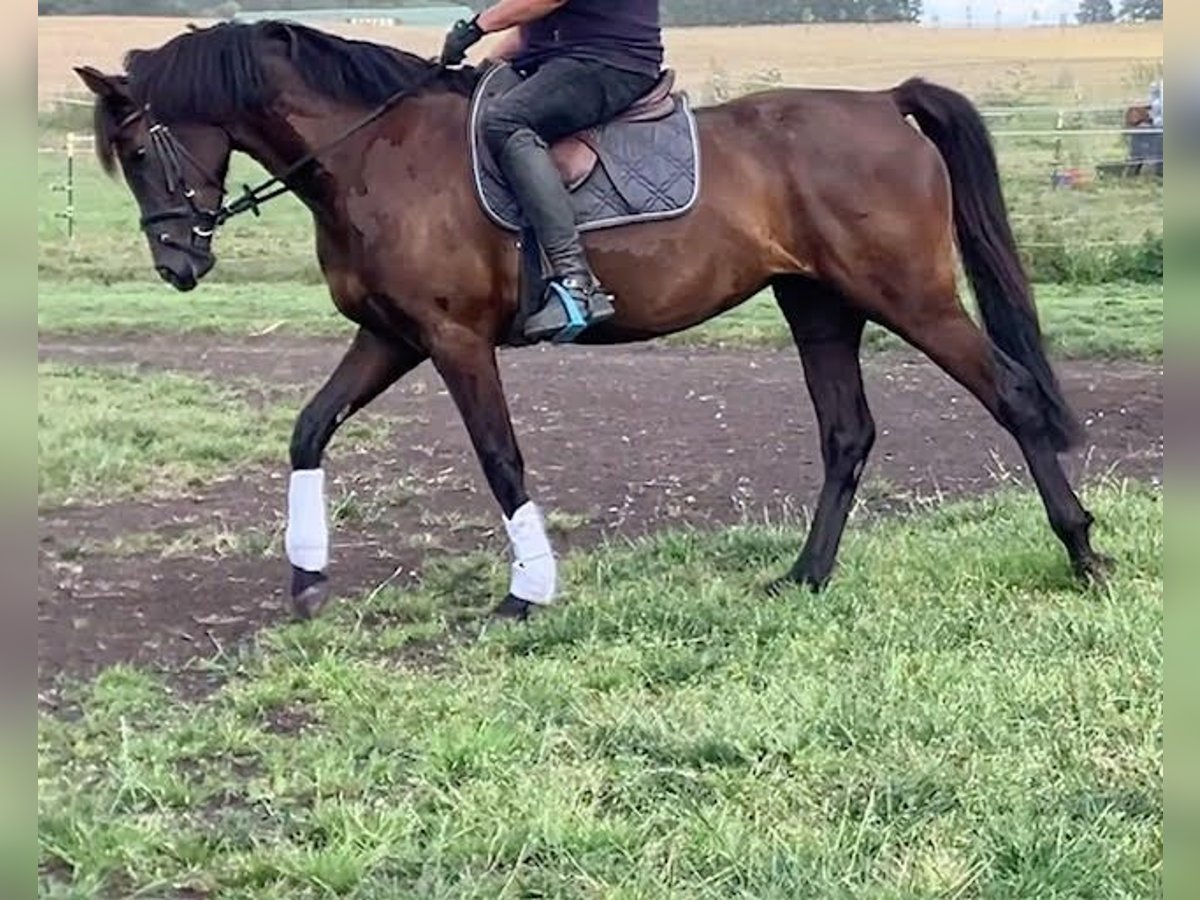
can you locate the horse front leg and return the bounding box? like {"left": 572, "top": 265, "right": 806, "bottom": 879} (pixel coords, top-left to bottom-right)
{"left": 286, "top": 326, "right": 426, "bottom": 619}
{"left": 429, "top": 329, "right": 556, "bottom": 619}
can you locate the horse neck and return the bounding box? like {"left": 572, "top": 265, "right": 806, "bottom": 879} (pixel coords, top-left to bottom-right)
{"left": 231, "top": 83, "right": 471, "bottom": 220}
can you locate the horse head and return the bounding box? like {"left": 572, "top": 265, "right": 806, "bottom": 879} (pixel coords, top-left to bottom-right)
{"left": 76, "top": 64, "right": 233, "bottom": 291}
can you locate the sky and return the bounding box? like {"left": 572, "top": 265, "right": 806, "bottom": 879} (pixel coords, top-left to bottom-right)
{"left": 920, "top": 0, "right": 1081, "bottom": 27}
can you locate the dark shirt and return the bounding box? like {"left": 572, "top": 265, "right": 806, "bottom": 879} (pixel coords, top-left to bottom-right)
{"left": 513, "top": 0, "right": 663, "bottom": 78}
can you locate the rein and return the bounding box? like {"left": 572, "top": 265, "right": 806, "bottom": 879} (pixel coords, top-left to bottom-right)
{"left": 216, "top": 65, "right": 445, "bottom": 226}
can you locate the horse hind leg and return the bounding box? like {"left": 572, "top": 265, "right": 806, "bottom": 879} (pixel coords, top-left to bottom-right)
{"left": 869, "top": 285, "right": 1110, "bottom": 581}
{"left": 426, "top": 329, "right": 556, "bottom": 621}
{"left": 771, "top": 277, "right": 875, "bottom": 592}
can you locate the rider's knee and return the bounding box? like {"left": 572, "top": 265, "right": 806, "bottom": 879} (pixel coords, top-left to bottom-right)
{"left": 482, "top": 104, "right": 531, "bottom": 156}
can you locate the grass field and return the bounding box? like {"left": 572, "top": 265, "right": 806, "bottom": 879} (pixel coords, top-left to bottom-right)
{"left": 37, "top": 363, "right": 398, "bottom": 508}
{"left": 36, "top": 17, "right": 1164, "bottom": 295}
{"left": 34, "top": 146, "right": 1164, "bottom": 287}
{"left": 37, "top": 279, "right": 1164, "bottom": 361}
{"left": 38, "top": 481, "right": 1162, "bottom": 899}
{"left": 34, "top": 74, "right": 1164, "bottom": 355}
{"left": 36, "top": 77, "right": 1164, "bottom": 291}
{"left": 36, "top": 351, "right": 1165, "bottom": 896}
{"left": 37, "top": 18, "right": 1164, "bottom": 898}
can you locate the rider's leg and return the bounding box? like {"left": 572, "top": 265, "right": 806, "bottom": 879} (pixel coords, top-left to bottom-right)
{"left": 483, "top": 57, "right": 655, "bottom": 336}
{"left": 494, "top": 128, "right": 597, "bottom": 294}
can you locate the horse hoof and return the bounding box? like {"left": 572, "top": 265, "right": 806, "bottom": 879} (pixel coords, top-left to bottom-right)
{"left": 290, "top": 571, "right": 331, "bottom": 621}
{"left": 764, "top": 576, "right": 799, "bottom": 597}
{"left": 764, "top": 572, "right": 824, "bottom": 597}
{"left": 491, "top": 594, "right": 535, "bottom": 621}
{"left": 1075, "top": 553, "right": 1116, "bottom": 587}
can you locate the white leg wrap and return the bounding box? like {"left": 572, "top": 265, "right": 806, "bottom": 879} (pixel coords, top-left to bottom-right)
{"left": 505, "top": 501, "right": 557, "bottom": 605}
{"left": 285, "top": 469, "right": 329, "bottom": 572}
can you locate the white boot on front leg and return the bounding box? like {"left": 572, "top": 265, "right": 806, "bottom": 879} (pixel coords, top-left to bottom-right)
{"left": 285, "top": 468, "right": 329, "bottom": 571}
{"left": 503, "top": 501, "right": 557, "bottom": 611}
{"left": 285, "top": 468, "right": 331, "bottom": 619}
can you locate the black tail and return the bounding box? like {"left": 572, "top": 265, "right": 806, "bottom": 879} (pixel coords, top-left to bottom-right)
{"left": 891, "top": 78, "right": 1082, "bottom": 451}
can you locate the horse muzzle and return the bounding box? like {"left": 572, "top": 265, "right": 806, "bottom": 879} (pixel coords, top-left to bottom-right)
{"left": 143, "top": 210, "right": 217, "bottom": 292}
{"left": 155, "top": 261, "right": 199, "bottom": 292}
{"left": 150, "top": 235, "right": 215, "bottom": 292}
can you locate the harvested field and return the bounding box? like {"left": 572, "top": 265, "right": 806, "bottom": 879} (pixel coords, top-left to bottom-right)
{"left": 39, "top": 17, "right": 1163, "bottom": 104}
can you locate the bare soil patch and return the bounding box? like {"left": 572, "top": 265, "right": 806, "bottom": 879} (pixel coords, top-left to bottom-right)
{"left": 38, "top": 333, "right": 1163, "bottom": 693}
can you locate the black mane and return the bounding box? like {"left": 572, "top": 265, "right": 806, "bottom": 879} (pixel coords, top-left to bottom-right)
{"left": 122, "top": 20, "right": 479, "bottom": 123}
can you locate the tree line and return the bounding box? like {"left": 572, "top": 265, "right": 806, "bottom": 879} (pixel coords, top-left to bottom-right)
{"left": 1076, "top": 0, "right": 1163, "bottom": 23}
{"left": 39, "top": 0, "right": 1163, "bottom": 26}
{"left": 38, "top": 0, "right": 925, "bottom": 24}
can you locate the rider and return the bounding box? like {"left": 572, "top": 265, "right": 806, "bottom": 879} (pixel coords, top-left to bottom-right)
{"left": 440, "top": 0, "right": 663, "bottom": 341}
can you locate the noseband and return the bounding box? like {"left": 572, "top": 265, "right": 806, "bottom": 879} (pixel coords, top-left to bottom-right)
{"left": 139, "top": 119, "right": 223, "bottom": 262}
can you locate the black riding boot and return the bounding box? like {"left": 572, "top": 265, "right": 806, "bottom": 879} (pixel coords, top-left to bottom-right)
{"left": 497, "top": 129, "right": 615, "bottom": 341}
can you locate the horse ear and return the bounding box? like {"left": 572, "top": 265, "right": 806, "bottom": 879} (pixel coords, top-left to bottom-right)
{"left": 74, "top": 66, "right": 129, "bottom": 102}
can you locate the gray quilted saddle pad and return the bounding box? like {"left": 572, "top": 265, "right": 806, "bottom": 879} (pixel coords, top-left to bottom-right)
{"left": 469, "top": 64, "right": 701, "bottom": 233}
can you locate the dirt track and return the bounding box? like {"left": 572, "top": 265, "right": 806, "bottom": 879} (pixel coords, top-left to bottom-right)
{"left": 38, "top": 334, "right": 1163, "bottom": 693}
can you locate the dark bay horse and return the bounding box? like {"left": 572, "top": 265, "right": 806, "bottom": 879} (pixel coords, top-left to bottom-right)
{"left": 75, "top": 21, "right": 1109, "bottom": 620}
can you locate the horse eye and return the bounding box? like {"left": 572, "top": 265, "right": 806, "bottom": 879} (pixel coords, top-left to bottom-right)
{"left": 132, "top": 147, "right": 148, "bottom": 162}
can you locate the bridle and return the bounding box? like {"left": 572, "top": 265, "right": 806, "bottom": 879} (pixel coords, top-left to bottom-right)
{"left": 120, "top": 65, "right": 446, "bottom": 259}
{"left": 136, "top": 116, "right": 225, "bottom": 262}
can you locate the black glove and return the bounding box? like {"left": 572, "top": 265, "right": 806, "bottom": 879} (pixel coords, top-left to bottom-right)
{"left": 440, "top": 16, "right": 485, "bottom": 67}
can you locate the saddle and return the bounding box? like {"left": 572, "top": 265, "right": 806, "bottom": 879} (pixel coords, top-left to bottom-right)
{"left": 548, "top": 69, "right": 678, "bottom": 190}
{"left": 468, "top": 64, "right": 701, "bottom": 346}
{"left": 470, "top": 63, "right": 700, "bottom": 234}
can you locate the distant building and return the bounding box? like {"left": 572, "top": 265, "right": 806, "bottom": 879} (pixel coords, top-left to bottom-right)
{"left": 234, "top": 6, "right": 473, "bottom": 27}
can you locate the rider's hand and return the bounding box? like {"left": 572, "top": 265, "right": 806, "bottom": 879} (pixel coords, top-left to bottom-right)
{"left": 439, "top": 16, "right": 486, "bottom": 67}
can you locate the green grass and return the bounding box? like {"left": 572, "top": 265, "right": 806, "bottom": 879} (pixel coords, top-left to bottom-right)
{"left": 1029, "top": 282, "right": 1164, "bottom": 360}
{"left": 38, "top": 482, "right": 1162, "bottom": 898}
{"left": 37, "top": 364, "right": 387, "bottom": 507}
{"left": 676, "top": 282, "right": 1163, "bottom": 359}
{"left": 39, "top": 149, "right": 323, "bottom": 285}
{"left": 38, "top": 281, "right": 351, "bottom": 338}
{"left": 39, "top": 131, "right": 1162, "bottom": 286}
{"left": 39, "top": 279, "right": 1164, "bottom": 361}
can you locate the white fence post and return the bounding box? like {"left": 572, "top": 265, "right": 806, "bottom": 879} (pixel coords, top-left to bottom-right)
{"left": 49, "top": 132, "right": 77, "bottom": 242}
{"left": 66, "top": 132, "right": 76, "bottom": 242}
